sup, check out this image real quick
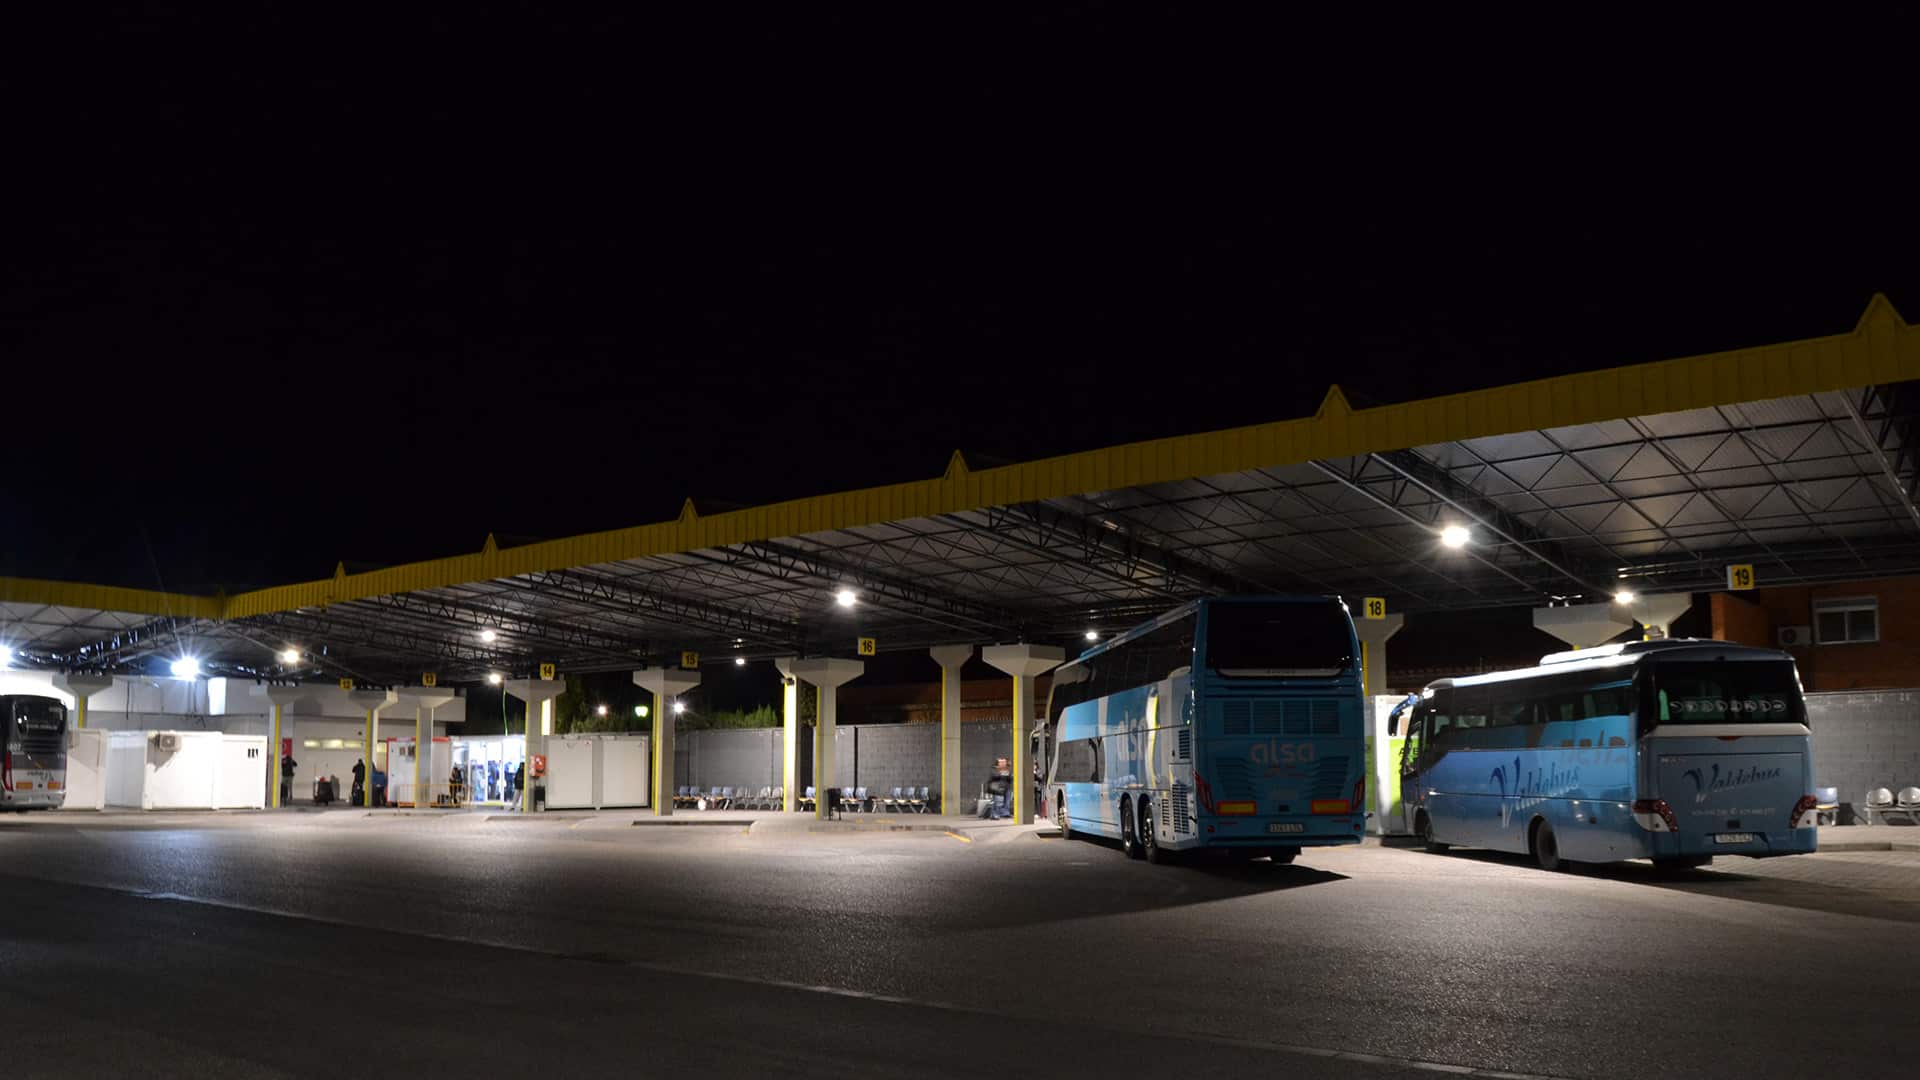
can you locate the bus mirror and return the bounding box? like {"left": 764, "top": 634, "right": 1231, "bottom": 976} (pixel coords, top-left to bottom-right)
{"left": 1388, "top": 712, "right": 1399, "bottom": 737}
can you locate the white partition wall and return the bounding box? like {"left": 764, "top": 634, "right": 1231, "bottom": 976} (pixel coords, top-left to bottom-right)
{"left": 104, "top": 731, "right": 268, "bottom": 810}
{"left": 62, "top": 729, "right": 109, "bottom": 810}
{"left": 541, "top": 734, "right": 650, "bottom": 810}
{"left": 1367, "top": 695, "right": 1413, "bottom": 836}
{"left": 600, "top": 736, "right": 650, "bottom": 808}
{"left": 544, "top": 737, "right": 595, "bottom": 809}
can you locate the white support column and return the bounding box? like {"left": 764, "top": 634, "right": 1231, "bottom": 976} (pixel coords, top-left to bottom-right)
{"left": 632, "top": 668, "right": 700, "bottom": 817}
{"left": 264, "top": 686, "right": 306, "bottom": 809}
{"left": 502, "top": 679, "right": 563, "bottom": 813}
{"left": 929, "top": 645, "right": 974, "bottom": 817}
{"left": 1534, "top": 603, "right": 1634, "bottom": 651}
{"left": 981, "top": 644, "right": 1064, "bottom": 825}
{"left": 790, "top": 658, "right": 864, "bottom": 821}
{"left": 395, "top": 687, "right": 454, "bottom": 808}
{"left": 52, "top": 673, "right": 114, "bottom": 731}
{"left": 775, "top": 658, "right": 800, "bottom": 812}
{"left": 1354, "top": 614, "right": 1405, "bottom": 698}
{"left": 1626, "top": 594, "right": 1693, "bottom": 641}
{"left": 346, "top": 690, "right": 391, "bottom": 807}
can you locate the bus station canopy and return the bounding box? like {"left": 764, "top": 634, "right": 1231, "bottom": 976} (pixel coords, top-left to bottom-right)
{"left": 6, "top": 296, "right": 1919, "bottom": 687}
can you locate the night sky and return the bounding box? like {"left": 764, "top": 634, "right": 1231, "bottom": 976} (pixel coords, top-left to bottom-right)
{"left": 7, "top": 6, "right": 1915, "bottom": 594}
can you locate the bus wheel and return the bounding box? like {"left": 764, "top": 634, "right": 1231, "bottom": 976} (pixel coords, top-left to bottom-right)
{"left": 1120, "top": 798, "right": 1141, "bottom": 859}
{"left": 1531, "top": 818, "right": 1564, "bottom": 872}
{"left": 1140, "top": 799, "right": 1168, "bottom": 864}
{"left": 1268, "top": 846, "right": 1298, "bottom": 864}
{"left": 1418, "top": 812, "right": 1448, "bottom": 854}
{"left": 1056, "top": 792, "right": 1072, "bottom": 841}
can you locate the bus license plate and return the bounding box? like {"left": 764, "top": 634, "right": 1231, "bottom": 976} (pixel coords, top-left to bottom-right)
{"left": 1267, "top": 823, "right": 1304, "bottom": 834}
{"left": 1714, "top": 832, "right": 1755, "bottom": 844}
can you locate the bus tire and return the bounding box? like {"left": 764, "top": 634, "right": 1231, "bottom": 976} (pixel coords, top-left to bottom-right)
{"left": 1056, "top": 791, "right": 1072, "bottom": 841}
{"left": 1140, "top": 799, "right": 1169, "bottom": 864}
{"left": 1531, "top": 818, "right": 1564, "bottom": 872}
{"left": 1267, "top": 846, "right": 1298, "bottom": 864}
{"left": 1120, "top": 797, "right": 1141, "bottom": 859}
{"left": 1418, "top": 811, "right": 1447, "bottom": 854}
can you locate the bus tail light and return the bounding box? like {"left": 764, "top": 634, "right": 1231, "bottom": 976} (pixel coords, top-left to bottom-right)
{"left": 1351, "top": 776, "right": 1366, "bottom": 811}
{"left": 1216, "top": 800, "right": 1256, "bottom": 816}
{"left": 1631, "top": 798, "right": 1678, "bottom": 833}
{"left": 1, "top": 751, "right": 11, "bottom": 793}
{"left": 1311, "top": 798, "right": 1350, "bottom": 814}
{"left": 1790, "top": 795, "right": 1819, "bottom": 829}
{"left": 1193, "top": 770, "right": 1215, "bottom": 814}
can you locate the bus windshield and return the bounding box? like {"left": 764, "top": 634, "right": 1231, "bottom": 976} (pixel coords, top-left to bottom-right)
{"left": 1205, "top": 601, "right": 1353, "bottom": 677}
{"left": 1650, "top": 660, "right": 1804, "bottom": 725}
{"left": 10, "top": 698, "right": 67, "bottom": 733}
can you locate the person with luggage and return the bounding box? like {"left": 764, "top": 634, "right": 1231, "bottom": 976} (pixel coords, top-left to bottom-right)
{"left": 351, "top": 758, "right": 367, "bottom": 806}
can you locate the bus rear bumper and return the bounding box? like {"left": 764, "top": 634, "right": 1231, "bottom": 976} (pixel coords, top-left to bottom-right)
{"left": 1177, "top": 816, "right": 1367, "bottom": 850}
{"left": 1651, "top": 828, "right": 1818, "bottom": 860}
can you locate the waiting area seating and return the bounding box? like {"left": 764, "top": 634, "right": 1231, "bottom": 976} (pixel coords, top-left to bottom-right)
{"left": 676, "top": 783, "right": 935, "bottom": 812}
{"left": 1861, "top": 786, "right": 1920, "bottom": 825}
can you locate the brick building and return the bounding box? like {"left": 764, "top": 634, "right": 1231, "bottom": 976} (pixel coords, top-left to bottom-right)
{"left": 1710, "top": 574, "right": 1920, "bottom": 691}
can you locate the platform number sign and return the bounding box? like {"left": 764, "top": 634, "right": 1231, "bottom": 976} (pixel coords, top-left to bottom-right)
{"left": 421, "top": 672, "right": 437, "bottom": 688}
{"left": 680, "top": 651, "right": 700, "bottom": 670}
{"left": 857, "top": 636, "right": 877, "bottom": 656}
{"left": 539, "top": 663, "right": 556, "bottom": 681}
{"left": 1727, "top": 564, "right": 1755, "bottom": 591}
{"left": 1362, "top": 597, "right": 1387, "bottom": 620}
{"left": 338, "top": 678, "right": 354, "bottom": 690}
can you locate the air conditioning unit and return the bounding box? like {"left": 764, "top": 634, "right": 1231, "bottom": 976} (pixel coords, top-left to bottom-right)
{"left": 1777, "top": 625, "right": 1814, "bottom": 647}
{"left": 154, "top": 733, "right": 181, "bottom": 752}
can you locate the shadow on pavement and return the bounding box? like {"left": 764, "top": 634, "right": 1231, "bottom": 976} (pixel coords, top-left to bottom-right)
{"left": 1409, "top": 845, "right": 1920, "bottom": 923}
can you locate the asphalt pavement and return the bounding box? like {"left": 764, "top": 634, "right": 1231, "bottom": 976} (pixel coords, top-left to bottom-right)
{"left": 1, "top": 810, "right": 1914, "bottom": 1079}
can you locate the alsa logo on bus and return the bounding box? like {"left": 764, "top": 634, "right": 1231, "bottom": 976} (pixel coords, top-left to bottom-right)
{"left": 1248, "top": 740, "right": 1317, "bottom": 766}
{"left": 1680, "top": 762, "right": 1783, "bottom": 804}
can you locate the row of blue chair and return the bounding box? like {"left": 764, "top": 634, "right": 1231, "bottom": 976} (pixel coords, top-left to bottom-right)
{"left": 673, "top": 785, "right": 785, "bottom": 809}
{"left": 796, "top": 785, "right": 936, "bottom": 813}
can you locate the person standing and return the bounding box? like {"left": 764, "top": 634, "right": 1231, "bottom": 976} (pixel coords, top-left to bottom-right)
{"left": 351, "top": 758, "right": 366, "bottom": 805}
{"left": 280, "top": 751, "right": 299, "bottom": 805}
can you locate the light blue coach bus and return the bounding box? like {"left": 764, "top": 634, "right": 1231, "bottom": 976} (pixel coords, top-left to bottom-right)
{"left": 1391, "top": 639, "right": 1819, "bottom": 872}
{"left": 1045, "top": 596, "right": 1367, "bottom": 864}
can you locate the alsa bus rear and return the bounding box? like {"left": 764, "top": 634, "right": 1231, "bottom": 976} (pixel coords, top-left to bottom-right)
{"left": 1045, "top": 596, "right": 1366, "bottom": 864}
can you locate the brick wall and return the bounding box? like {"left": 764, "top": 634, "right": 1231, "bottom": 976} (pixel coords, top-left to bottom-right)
{"left": 1705, "top": 574, "right": 1920, "bottom": 691}
{"left": 1805, "top": 690, "right": 1920, "bottom": 816}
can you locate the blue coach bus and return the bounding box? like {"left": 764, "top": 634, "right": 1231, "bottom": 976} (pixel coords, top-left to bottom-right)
{"left": 1391, "top": 639, "right": 1818, "bottom": 872}
{"left": 1045, "top": 596, "right": 1367, "bottom": 864}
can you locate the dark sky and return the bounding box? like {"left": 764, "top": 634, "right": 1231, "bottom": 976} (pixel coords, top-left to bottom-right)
{"left": 7, "top": 6, "right": 1915, "bottom": 593}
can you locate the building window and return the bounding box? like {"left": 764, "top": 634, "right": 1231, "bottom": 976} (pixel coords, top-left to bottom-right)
{"left": 1814, "top": 598, "right": 1878, "bottom": 644}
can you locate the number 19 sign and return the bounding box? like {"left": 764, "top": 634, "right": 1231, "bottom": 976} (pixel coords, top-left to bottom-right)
{"left": 1727, "top": 564, "right": 1755, "bottom": 591}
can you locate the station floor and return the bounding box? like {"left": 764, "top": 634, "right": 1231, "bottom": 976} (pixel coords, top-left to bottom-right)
{"left": 1, "top": 810, "right": 1915, "bottom": 1078}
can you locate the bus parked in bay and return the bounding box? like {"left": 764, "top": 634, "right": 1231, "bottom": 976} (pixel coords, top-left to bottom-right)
{"left": 1044, "top": 596, "right": 1367, "bottom": 864}
{"left": 1391, "top": 639, "right": 1818, "bottom": 871}
{"left": 2, "top": 694, "right": 69, "bottom": 810}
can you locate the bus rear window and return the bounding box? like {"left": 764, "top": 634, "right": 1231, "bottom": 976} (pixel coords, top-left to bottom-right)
{"left": 1651, "top": 661, "right": 1803, "bottom": 725}
{"left": 1205, "top": 602, "right": 1354, "bottom": 677}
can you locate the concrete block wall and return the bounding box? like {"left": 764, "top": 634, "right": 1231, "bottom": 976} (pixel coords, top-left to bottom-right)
{"left": 668, "top": 722, "right": 1022, "bottom": 811}
{"left": 680, "top": 728, "right": 780, "bottom": 794}
{"left": 1806, "top": 690, "right": 1920, "bottom": 814}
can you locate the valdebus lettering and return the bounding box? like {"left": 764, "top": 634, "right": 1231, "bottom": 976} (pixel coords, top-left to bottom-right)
{"left": 1248, "top": 740, "right": 1318, "bottom": 765}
